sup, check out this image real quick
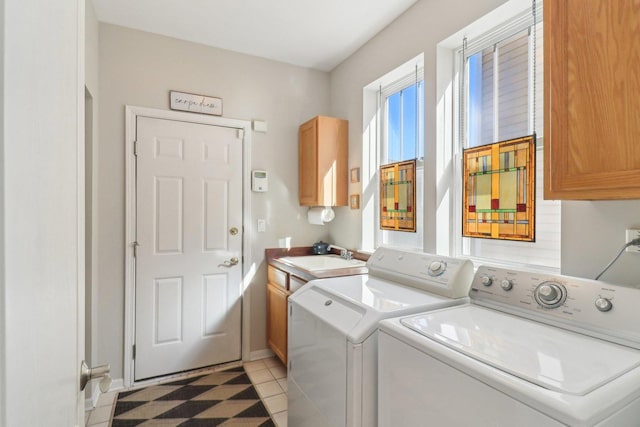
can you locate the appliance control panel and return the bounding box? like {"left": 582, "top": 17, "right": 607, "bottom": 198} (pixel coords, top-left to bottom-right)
{"left": 366, "top": 247, "right": 474, "bottom": 299}
{"left": 471, "top": 265, "right": 640, "bottom": 348}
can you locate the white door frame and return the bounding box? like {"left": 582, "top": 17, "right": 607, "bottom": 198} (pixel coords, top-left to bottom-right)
{"left": 124, "top": 105, "right": 252, "bottom": 387}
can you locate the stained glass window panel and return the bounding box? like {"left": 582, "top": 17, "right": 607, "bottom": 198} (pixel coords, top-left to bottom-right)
{"left": 463, "top": 135, "right": 535, "bottom": 241}
{"left": 380, "top": 160, "right": 416, "bottom": 232}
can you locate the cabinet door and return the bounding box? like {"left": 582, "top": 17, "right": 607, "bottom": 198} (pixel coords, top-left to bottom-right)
{"left": 267, "top": 282, "right": 290, "bottom": 364}
{"left": 316, "top": 116, "right": 348, "bottom": 206}
{"left": 544, "top": 0, "right": 640, "bottom": 199}
{"left": 298, "top": 116, "right": 349, "bottom": 206}
{"left": 299, "top": 118, "right": 318, "bottom": 206}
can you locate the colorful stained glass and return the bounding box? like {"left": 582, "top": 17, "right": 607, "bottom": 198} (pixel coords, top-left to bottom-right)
{"left": 380, "top": 160, "right": 416, "bottom": 232}
{"left": 463, "top": 135, "right": 536, "bottom": 241}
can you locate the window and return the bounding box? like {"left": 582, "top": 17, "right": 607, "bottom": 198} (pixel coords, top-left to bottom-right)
{"left": 385, "top": 80, "right": 424, "bottom": 163}
{"left": 380, "top": 69, "right": 424, "bottom": 250}
{"left": 361, "top": 57, "right": 424, "bottom": 253}
{"left": 456, "top": 4, "right": 561, "bottom": 270}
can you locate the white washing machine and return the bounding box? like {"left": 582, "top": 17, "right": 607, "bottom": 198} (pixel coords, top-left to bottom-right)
{"left": 378, "top": 265, "right": 640, "bottom": 426}
{"left": 287, "top": 247, "right": 474, "bottom": 427}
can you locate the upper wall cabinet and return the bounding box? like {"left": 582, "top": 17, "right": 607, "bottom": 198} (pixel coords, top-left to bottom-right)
{"left": 299, "top": 115, "right": 348, "bottom": 206}
{"left": 544, "top": 0, "right": 640, "bottom": 200}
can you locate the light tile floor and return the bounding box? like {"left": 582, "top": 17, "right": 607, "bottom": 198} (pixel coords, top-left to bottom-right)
{"left": 84, "top": 356, "right": 288, "bottom": 427}
{"left": 244, "top": 357, "right": 288, "bottom": 427}
{"left": 85, "top": 390, "right": 117, "bottom": 427}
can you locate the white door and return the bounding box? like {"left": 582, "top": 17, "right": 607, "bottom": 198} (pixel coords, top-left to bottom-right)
{"left": 3, "top": 0, "right": 85, "bottom": 425}
{"left": 135, "top": 116, "right": 243, "bottom": 380}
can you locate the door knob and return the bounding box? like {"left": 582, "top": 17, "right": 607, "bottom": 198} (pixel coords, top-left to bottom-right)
{"left": 218, "top": 257, "right": 239, "bottom": 268}
{"left": 80, "top": 360, "right": 112, "bottom": 392}
{"left": 229, "top": 227, "right": 239, "bottom": 235}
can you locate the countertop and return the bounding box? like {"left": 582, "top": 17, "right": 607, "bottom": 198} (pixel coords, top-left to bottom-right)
{"left": 265, "top": 246, "right": 369, "bottom": 282}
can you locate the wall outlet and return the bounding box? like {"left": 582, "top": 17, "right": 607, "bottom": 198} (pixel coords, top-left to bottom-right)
{"left": 626, "top": 229, "right": 640, "bottom": 253}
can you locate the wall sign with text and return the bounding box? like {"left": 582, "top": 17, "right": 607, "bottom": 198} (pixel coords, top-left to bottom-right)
{"left": 169, "top": 91, "right": 223, "bottom": 116}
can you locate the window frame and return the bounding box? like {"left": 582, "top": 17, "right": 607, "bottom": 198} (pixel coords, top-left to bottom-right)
{"left": 452, "top": 3, "right": 561, "bottom": 272}
{"left": 377, "top": 69, "right": 425, "bottom": 251}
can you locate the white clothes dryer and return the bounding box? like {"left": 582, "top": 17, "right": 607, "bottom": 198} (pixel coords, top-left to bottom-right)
{"left": 378, "top": 265, "right": 640, "bottom": 426}
{"left": 287, "top": 247, "right": 474, "bottom": 427}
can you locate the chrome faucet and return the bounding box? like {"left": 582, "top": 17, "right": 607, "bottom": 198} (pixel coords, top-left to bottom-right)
{"left": 328, "top": 244, "right": 353, "bottom": 260}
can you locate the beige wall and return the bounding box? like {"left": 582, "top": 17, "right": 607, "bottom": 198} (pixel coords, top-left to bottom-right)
{"left": 328, "top": 0, "right": 508, "bottom": 251}
{"left": 95, "top": 0, "right": 640, "bottom": 382}
{"left": 561, "top": 201, "right": 640, "bottom": 285}
{"left": 97, "top": 24, "right": 332, "bottom": 379}
{"left": 329, "top": 0, "right": 640, "bottom": 285}
{"left": 85, "top": 1, "right": 99, "bottom": 97}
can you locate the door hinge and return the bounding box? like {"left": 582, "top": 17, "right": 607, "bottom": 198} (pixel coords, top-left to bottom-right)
{"left": 289, "top": 305, "right": 292, "bottom": 316}
{"left": 134, "top": 140, "right": 138, "bottom": 156}
{"left": 132, "top": 344, "right": 136, "bottom": 359}
{"left": 132, "top": 241, "right": 139, "bottom": 258}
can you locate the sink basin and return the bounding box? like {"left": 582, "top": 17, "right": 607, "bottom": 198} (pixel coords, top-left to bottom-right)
{"left": 279, "top": 255, "right": 366, "bottom": 272}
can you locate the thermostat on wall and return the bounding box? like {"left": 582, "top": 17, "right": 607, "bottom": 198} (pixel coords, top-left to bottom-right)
{"left": 252, "top": 170, "right": 268, "bottom": 192}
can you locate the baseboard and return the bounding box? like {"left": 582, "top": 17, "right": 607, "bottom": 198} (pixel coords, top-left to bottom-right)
{"left": 110, "top": 378, "right": 124, "bottom": 392}
{"left": 84, "top": 378, "right": 125, "bottom": 410}
{"left": 84, "top": 382, "right": 99, "bottom": 411}
{"left": 247, "top": 348, "right": 275, "bottom": 362}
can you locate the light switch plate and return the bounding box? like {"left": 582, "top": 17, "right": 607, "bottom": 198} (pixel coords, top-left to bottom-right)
{"left": 258, "top": 219, "right": 266, "bottom": 233}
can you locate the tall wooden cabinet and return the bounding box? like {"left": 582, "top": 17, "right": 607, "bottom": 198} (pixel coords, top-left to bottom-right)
{"left": 544, "top": 0, "right": 640, "bottom": 200}
{"left": 299, "top": 115, "right": 348, "bottom": 206}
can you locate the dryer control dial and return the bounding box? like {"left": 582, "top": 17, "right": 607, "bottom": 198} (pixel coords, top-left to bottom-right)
{"left": 534, "top": 281, "right": 567, "bottom": 308}
{"left": 427, "top": 261, "right": 446, "bottom": 277}
{"left": 481, "top": 276, "right": 493, "bottom": 287}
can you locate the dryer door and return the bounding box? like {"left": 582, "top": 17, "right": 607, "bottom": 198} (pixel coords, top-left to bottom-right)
{"left": 288, "top": 288, "right": 364, "bottom": 427}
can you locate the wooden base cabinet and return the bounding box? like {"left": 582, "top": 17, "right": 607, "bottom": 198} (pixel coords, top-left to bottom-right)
{"left": 266, "top": 282, "right": 289, "bottom": 365}
{"left": 299, "top": 116, "right": 348, "bottom": 206}
{"left": 544, "top": 0, "right": 640, "bottom": 199}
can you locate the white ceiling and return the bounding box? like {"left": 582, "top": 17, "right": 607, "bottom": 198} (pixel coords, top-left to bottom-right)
{"left": 91, "top": 0, "right": 418, "bottom": 71}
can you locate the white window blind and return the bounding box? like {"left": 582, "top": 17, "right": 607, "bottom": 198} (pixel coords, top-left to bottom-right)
{"left": 458, "top": 3, "right": 560, "bottom": 271}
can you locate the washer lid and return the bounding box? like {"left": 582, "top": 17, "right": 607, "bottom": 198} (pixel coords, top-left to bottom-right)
{"left": 292, "top": 274, "right": 466, "bottom": 343}
{"left": 401, "top": 305, "right": 640, "bottom": 395}
{"left": 317, "top": 274, "right": 453, "bottom": 312}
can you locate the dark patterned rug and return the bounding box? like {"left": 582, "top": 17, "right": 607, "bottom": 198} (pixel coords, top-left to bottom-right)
{"left": 111, "top": 366, "right": 275, "bottom": 426}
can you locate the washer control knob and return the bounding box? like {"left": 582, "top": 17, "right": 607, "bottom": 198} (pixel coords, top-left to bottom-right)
{"left": 538, "top": 284, "right": 558, "bottom": 301}
{"left": 534, "top": 282, "right": 566, "bottom": 308}
{"left": 595, "top": 297, "right": 613, "bottom": 312}
{"left": 427, "top": 261, "right": 446, "bottom": 276}
{"left": 500, "top": 279, "right": 514, "bottom": 291}
{"left": 481, "top": 276, "right": 493, "bottom": 287}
